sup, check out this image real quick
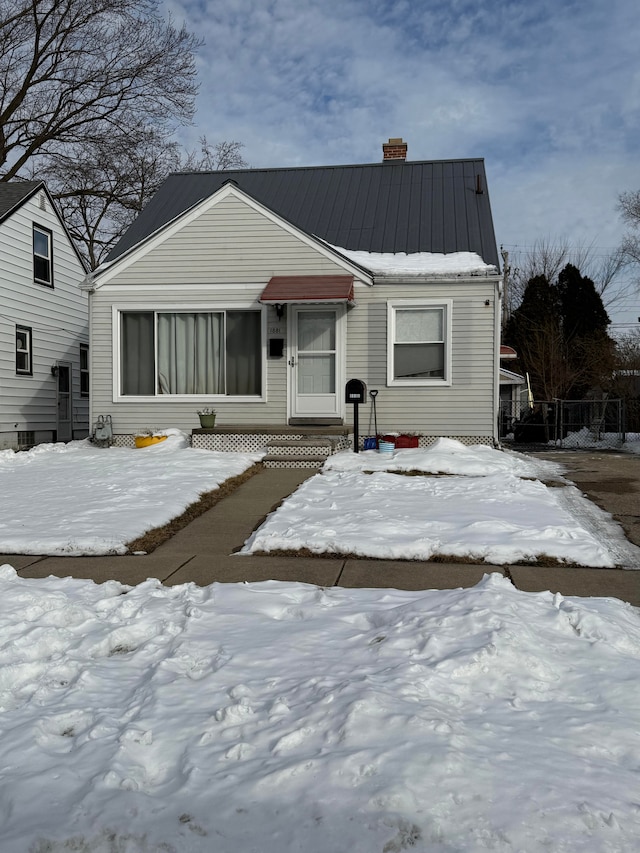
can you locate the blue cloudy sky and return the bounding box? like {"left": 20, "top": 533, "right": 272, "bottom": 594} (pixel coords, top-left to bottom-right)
{"left": 164, "top": 0, "right": 640, "bottom": 331}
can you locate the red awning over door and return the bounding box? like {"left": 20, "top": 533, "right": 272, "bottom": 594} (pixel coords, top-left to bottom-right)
{"left": 259, "top": 275, "right": 355, "bottom": 305}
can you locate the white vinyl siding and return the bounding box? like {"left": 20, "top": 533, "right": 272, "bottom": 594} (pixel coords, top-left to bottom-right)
{"left": 90, "top": 192, "right": 356, "bottom": 432}
{"left": 347, "top": 282, "right": 497, "bottom": 438}
{"left": 89, "top": 187, "right": 500, "bottom": 441}
{"left": 0, "top": 190, "right": 89, "bottom": 449}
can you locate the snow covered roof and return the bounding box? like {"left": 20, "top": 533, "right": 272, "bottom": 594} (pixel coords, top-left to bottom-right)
{"left": 329, "top": 246, "right": 498, "bottom": 277}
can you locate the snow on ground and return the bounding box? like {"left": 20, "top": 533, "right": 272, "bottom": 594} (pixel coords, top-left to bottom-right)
{"left": 555, "top": 428, "right": 640, "bottom": 454}
{"left": 1, "top": 438, "right": 640, "bottom": 850}
{"left": 0, "top": 568, "right": 639, "bottom": 853}
{"left": 0, "top": 430, "right": 262, "bottom": 556}
{"left": 243, "top": 439, "right": 627, "bottom": 567}
{"left": 324, "top": 437, "right": 562, "bottom": 478}
{"left": 626, "top": 437, "right": 640, "bottom": 454}
{"left": 243, "top": 468, "right": 618, "bottom": 566}
{"left": 0, "top": 434, "right": 635, "bottom": 566}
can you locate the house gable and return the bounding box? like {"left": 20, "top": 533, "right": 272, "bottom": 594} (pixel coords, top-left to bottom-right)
{"left": 0, "top": 181, "right": 89, "bottom": 447}
{"left": 107, "top": 158, "right": 500, "bottom": 268}
{"left": 0, "top": 182, "right": 87, "bottom": 272}
{"left": 89, "top": 182, "right": 373, "bottom": 289}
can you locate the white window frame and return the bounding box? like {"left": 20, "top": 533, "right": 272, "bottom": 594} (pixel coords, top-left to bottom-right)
{"left": 33, "top": 224, "right": 53, "bottom": 287}
{"left": 387, "top": 299, "right": 452, "bottom": 387}
{"left": 80, "top": 343, "right": 89, "bottom": 397}
{"left": 16, "top": 325, "right": 33, "bottom": 375}
{"left": 112, "top": 304, "right": 267, "bottom": 403}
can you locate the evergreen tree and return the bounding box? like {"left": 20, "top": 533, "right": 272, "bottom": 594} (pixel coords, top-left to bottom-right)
{"left": 557, "top": 264, "right": 611, "bottom": 342}
{"left": 556, "top": 264, "right": 614, "bottom": 397}
{"left": 504, "top": 265, "right": 614, "bottom": 400}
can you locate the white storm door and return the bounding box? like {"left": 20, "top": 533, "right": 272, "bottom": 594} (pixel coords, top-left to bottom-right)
{"left": 290, "top": 306, "right": 342, "bottom": 419}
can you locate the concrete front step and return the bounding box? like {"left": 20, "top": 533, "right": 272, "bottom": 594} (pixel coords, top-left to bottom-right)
{"left": 263, "top": 455, "right": 327, "bottom": 469}
{"left": 267, "top": 438, "right": 334, "bottom": 455}
{"left": 263, "top": 437, "right": 340, "bottom": 468}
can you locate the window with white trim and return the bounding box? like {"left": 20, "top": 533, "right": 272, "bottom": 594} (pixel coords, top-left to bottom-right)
{"left": 33, "top": 224, "right": 53, "bottom": 286}
{"left": 387, "top": 300, "right": 452, "bottom": 385}
{"left": 119, "top": 310, "right": 263, "bottom": 396}
{"left": 16, "top": 325, "right": 32, "bottom": 375}
{"left": 80, "top": 343, "right": 89, "bottom": 397}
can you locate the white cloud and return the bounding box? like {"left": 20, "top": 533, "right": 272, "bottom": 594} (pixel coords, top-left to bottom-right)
{"left": 163, "top": 0, "right": 640, "bottom": 326}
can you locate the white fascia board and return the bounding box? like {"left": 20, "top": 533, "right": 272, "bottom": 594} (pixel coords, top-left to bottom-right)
{"left": 90, "top": 182, "right": 374, "bottom": 290}
{"left": 372, "top": 272, "right": 502, "bottom": 285}
{"left": 500, "top": 367, "right": 525, "bottom": 383}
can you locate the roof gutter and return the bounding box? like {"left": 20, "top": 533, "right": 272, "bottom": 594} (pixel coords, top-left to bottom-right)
{"left": 372, "top": 270, "right": 501, "bottom": 285}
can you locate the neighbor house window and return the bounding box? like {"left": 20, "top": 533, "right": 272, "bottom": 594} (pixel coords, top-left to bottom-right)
{"left": 80, "top": 343, "right": 89, "bottom": 397}
{"left": 387, "top": 300, "right": 452, "bottom": 385}
{"left": 33, "top": 225, "right": 53, "bottom": 286}
{"left": 16, "top": 326, "right": 32, "bottom": 375}
{"left": 120, "top": 310, "right": 262, "bottom": 396}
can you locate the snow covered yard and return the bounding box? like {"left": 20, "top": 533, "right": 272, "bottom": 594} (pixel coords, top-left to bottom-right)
{"left": 242, "top": 439, "right": 633, "bottom": 567}
{"left": 0, "top": 434, "right": 636, "bottom": 567}
{"left": 0, "top": 568, "right": 639, "bottom": 852}
{"left": 0, "top": 431, "right": 262, "bottom": 556}
{"left": 1, "top": 438, "right": 640, "bottom": 851}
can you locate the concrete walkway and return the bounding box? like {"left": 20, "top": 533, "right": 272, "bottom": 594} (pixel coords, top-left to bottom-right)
{"left": 5, "top": 452, "right": 640, "bottom": 606}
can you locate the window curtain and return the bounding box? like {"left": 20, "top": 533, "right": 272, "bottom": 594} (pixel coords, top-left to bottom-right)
{"left": 158, "top": 313, "right": 224, "bottom": 394}
{"left": 226, "top": 311, "right": 261, "bottom": 395}
{"left": 121, "top": 312, "right": 155, "bottom": 395}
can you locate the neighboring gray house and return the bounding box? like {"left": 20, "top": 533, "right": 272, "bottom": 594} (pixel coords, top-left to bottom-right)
{"left": 0, "top": 181, "right": 89, "bottom": 450}
{"left": 83, "top": 139, "right": 503, "bottom": 453}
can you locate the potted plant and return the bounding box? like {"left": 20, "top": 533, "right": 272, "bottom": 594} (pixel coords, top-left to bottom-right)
{"left": 197, "top": 407, "right": 217, "bottom": 428}
{"left": 134, "top": 428, "right": 168, "bottom": 448}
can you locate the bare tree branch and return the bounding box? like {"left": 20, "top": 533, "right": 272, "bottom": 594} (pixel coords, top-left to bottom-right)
{"left": 181, "top": 137, "right": 248, "bottom": 172}
{"left": 504, "top": 237, "right": 628, "bottom": 320}
{"left": 0, "top": 0, "right": 201, "bottom": 178}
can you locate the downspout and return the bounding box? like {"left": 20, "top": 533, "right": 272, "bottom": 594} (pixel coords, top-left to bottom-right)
{"left": 493, "top": 277, "right": 503, "bottom": 447}
{"left": 80, "top": 272, "right": 96, "bottom": 436}
{"left": 87, "top": 289, "right": 94, "bottom": 434}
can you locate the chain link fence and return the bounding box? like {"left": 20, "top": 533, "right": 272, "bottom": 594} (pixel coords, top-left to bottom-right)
{"left": 500, "top": 397, "right": 629, "bottom": 449}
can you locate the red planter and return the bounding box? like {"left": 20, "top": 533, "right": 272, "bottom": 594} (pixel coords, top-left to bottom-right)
{"left": 377, "top": 434, "right": 420, "bottom": 448}
{"left": 394, "top": 435, "right": 420, "bottom": 448}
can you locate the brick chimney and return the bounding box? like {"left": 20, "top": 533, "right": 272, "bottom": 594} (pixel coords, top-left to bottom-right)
{"left": 382, "top": 137, "right": 408, "bottom": 161}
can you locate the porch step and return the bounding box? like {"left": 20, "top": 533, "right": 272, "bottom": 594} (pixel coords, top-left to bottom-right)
{"left": 262, "top": 437, "right": 340, "bottom": 469}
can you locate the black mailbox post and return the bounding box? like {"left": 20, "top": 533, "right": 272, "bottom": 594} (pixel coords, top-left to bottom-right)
{"left": 345, "top": 379, "right": 367, "bottom": 452}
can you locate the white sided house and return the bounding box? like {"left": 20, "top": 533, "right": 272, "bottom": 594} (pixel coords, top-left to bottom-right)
{"left": 84, "top": 139, "right": 503, "bottom": 465}
{"left": 0, "top": 181, "right": 89, "bottom": 450}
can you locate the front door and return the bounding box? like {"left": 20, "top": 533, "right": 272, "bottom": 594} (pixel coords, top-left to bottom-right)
{"left": 56, "top": 361, "right": 72, "bottom": 442}
{"left": 289, "top": 306, "right": 343, "bottom": 421}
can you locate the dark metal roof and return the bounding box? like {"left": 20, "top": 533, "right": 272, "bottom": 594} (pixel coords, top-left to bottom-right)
{"left": 0, "top": 180, "right": 43, "bottom": 223}
{"left": 107, "top": 159, "right": 499, "bottom": 268}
